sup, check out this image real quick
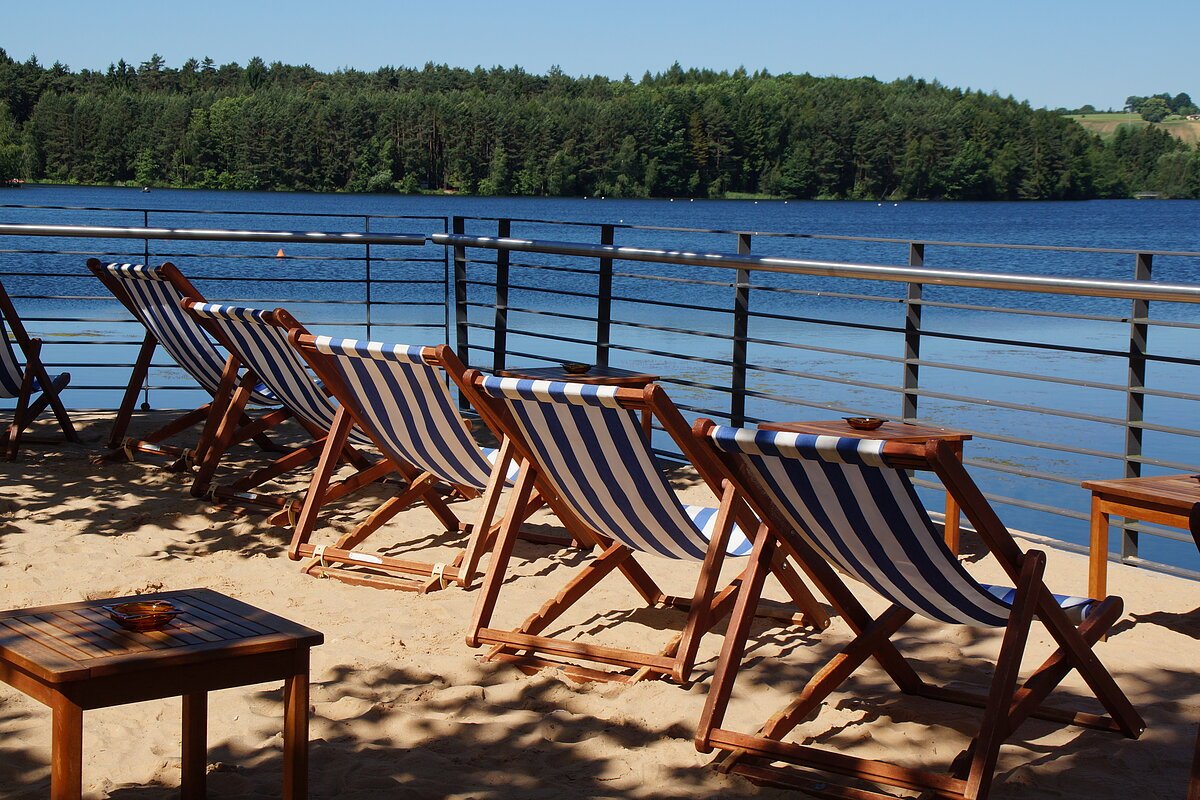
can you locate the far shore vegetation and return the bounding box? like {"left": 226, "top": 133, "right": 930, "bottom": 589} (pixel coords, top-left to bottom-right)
{"left": 1, "top": 51, "right": 1198, "bottom": 200}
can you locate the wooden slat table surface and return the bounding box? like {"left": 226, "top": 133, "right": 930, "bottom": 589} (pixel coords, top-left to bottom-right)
{"left": 0, "top": 588, "right": 321, "bottom": 683}
{"left": 0, "top": 588, "right": 322, "bottom": 800}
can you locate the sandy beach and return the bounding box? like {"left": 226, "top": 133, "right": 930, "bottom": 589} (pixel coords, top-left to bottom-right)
{"left": 1, "top": 412, "right": 1198, "bottom": 799}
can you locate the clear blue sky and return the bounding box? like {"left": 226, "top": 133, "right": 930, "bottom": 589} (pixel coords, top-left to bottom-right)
{"left": 5, "top": 0, "right": 1194, "bottom": 109}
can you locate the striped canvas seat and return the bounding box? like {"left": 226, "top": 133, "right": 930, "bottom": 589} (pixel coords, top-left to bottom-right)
{"left": 460, "top": 373, "right": 832, "bottom": 683}
{"left": 0, "top": 319, "right": 33, "bottom": 399}
{"left": 98, "top": 264, "right": 276, "bottom": 406}
{"left": 305, "top": 336, "right": 518, "bottom": 490}
{"left": 705, "top": 425, "right": 1096, "bottom": 627}
{"left": 0, "top": 279, "right": 76, "bottom": 458}
{"left": 476, "top": 376, "right": 751, "bottom": 560}
{"left": 183, "top": 303, "right": 371, "bottom": 448}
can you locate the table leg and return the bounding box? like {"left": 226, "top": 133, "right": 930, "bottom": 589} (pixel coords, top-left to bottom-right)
{"left": 50, "top": 694, "right": 83, "bottom": 800}
{"left": 282, "top": 651, "right": 310, "bottom": 800}
{"left": 1089, "top": 495, "right": 1110, "bottom": 600}
{"left": 1188, "top": 723, "right": 1200, "bottom": 800}
{"left": 182, "top": 692, "right": 208, "bottom": 799}
{"left": 942, "top": 443, "right": 964, "bottom": 554}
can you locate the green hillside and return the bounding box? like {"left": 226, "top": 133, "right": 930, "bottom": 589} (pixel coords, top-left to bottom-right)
{"left": 1068, "top": 112, "right": 1200, "bottom": 145}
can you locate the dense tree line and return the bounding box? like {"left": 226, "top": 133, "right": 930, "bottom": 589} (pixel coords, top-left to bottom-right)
{"left": 1124, "top": 92, "right": 1197, "bottom": 122}
{"left": 2, "top": 50, "right": 1199, "bottom": 199}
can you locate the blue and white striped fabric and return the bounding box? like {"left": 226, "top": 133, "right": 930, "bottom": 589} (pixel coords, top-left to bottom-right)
{"left": 0, "top": 320, "right": 25, "bottom": 398}
{"left": 184, "top": 303, "right": 372, "bottom": 447}
{"left": 707, "top": 426, "right": 1096, "bottom": 627}
{"left": 476, "top": 376, "right": 752, "bottom": 561}
{"left": 100, "top": 264, "right": 275, "bottom": 406}
{"left": 308, "top": 336, "right": 516, "bottom": 490}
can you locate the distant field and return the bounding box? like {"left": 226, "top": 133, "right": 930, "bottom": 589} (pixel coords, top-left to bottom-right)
{"left": 1067, "top": 112, "right": 1200, "bottom": 144}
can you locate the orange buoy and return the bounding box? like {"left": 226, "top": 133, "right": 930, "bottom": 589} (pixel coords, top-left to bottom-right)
{"left": 276, "top": 248, "right": 285, "bottom": 258}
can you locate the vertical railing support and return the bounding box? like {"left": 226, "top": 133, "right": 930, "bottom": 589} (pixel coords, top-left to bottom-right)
{"left": 595, "top": 225, "right": 614, "bottom": 368}
{"left": 452, "top": 216, "right": 470, "bottom": 368}
{"left": 364, "top": 216, "right": 372, "bottom": 340}
{"left": 730, "top": 233, "right": 752, "bottom": 426}
{"left": 902, "top": 242, "right": 925, "bottom": 422}
{"left": 1121, "top": 252, "right": 1152, "bottom": 560}
{"left": 141, "top": 210, "right": 152, "bottom": 410}
{"left": 492, "top": 219, "right": 511, "bottom": 374}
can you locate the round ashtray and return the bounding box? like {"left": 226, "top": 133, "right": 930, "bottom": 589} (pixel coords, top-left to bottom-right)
{"left": 843, "top": 416, "right": 885, "bottom": 431}
{"left": 104, "top": 600, "right": 181, "bottom": 632}
{"left": 560, "top": 362, "right": 592, "bottom": 376}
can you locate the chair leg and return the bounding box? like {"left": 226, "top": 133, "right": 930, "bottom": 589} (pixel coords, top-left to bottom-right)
{"left": 192, "top": 354, "right": 241, "bottom": 465}
{"left": 468, "top": 466, "right": 537, "bottom": 647}
{"left": 1032, "top": 588, "right": 1145, "bottom": 739}
{"left": 108, "top": 334, "right": 156, "bottom": 450}
{"left": 697, "top": 524, "right": 778, "bottom": 753}
{"left": 39, "top": 371, "right": 77, "bottom": 443}
{"left": 191, "top": 377, "right": 253, "bottom": 498}
{"left": 963, "top": 551, "right": 1044, "bottom": 800}
{"left": 458, "top": 438, "right": 516, "bottom": 588}
{"left": 5, "top": 348, "right": 38, "bottom": 460}
{"left": 331, "top": 473, "right": 440, "bottom": 553}
{"left": 287, "top": 407, "right": 354, "bottom": 559}
{"left": 673, "top": 482, "right": 739, "bottom": 682}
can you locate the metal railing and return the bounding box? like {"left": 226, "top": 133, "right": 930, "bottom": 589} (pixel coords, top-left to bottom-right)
{"left": 2, "top": 205, "right": 1198, "bottom": 581}
{"left": 0, "top": 205, "right": 445, "bottom": 407}
{"left": 437, "top": 216, "right": 1200, "bottom": 580}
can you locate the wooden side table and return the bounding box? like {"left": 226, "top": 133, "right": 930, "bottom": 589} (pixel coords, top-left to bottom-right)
{"left": 1081, "top": 473, "right": 1200, "bottom": 600}
{"left": 758, "top": 420, "right": 973, "bottom": 553}
{"left": 0, "top": 588, "right": 323, "bottom": 800}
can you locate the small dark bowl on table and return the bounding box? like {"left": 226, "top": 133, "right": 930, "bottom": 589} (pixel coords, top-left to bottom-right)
{"left": 560, "top": 362, "right": 592, "bottom": 375}
{"left": 104, "top": 600, "right": 182, "bottom": 631}
{"left": 843, "top": 416, "right": 885, "bottom": 431}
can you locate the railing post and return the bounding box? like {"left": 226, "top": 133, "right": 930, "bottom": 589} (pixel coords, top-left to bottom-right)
{"left": 452, "top": 216, "right": 470, "bottom": 367}
{"left": 902, "top": 242, "right": 925, "bottom": 421}
{"left": 492, "top": 219, "right": 511, "bottom": 374}
{"left": 141, "top": 209, "right": 151, "bottom": 410}
{"left": 730, "top": 233, "right": 752, "bottom": 426}
{"left": 364, "top": 216, "right": 372, "bottom": 340}
{"left": 1121, "top": 252, "right": 1152, "bottom": 560}
{"left": 595, "top": 225, "right": 614, "bottom": 368}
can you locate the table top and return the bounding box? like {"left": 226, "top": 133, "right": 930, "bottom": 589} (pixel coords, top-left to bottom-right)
{"left": 496, "top": 365, "right": 659, "bottom": 387}
{"left": 1082, "top": 473, "right": 1200, "bottom": 512}
{"left": 0, "top": 589, "right": 323, "bottom": 684}
{"left": 758, "top": 419, "right": 972, "bottom": 443}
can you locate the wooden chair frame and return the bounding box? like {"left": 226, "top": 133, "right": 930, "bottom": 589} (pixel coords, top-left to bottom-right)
{"left": 693, "top": 426, "right": 1146, "bottom": 800}
{"left": 273, "top": 333, "right": 541, "bottom": 593}
{"left": 0, "top": 280, "right": 77, "bottom": 459}
{"left": 458, "top": 375, "right": 832, "bottom": 684}
{"left": 86, "top": 259, "right": 280, "bottom": 466}
{"left": 176, "top": 302, "right": 385, "bottom": 516}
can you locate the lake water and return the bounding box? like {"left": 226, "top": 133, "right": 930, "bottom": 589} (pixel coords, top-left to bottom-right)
{"left": 2, "top": 185, "right": 1199, "bottom": 574}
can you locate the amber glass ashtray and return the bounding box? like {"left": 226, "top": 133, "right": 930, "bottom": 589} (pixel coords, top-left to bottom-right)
{"left": 104, "top": 600, "right": 182, "bottom": 631}
{"left": 560, "top": 362, "right": 593, "bottom": 375}
{"left": 843, "top": 417, "right": 885, "bottom": 431}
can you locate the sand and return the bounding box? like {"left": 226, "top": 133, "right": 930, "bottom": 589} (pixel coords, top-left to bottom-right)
{"left": 1, "top": 411, "right": 1198, "bottom": 799}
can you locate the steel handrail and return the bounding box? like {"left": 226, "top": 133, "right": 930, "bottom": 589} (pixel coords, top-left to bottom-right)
{"left": 433, "top": 233, "right": 1200, "bottom": 304}
{"left": 0, "top": 223, "right": 427, "bottom": 247}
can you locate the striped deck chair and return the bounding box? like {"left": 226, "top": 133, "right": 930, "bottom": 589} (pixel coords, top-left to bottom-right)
{"left": 278, "top": 335, "right": 528, "bottom": 592}
{"left": 693, "top": 422, "right": 1145, "bottom": 800}
{"left": 178, "top": 301, "right": 394, "bottom": 514}
{"left": 0, "top": 280, "right": 77, "bottom": 459}
{"left": 86, "top": 259, "right": 282, "bottom": 465}
{"left": 458, "top": 374, "right": 831, "bottom": 684}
